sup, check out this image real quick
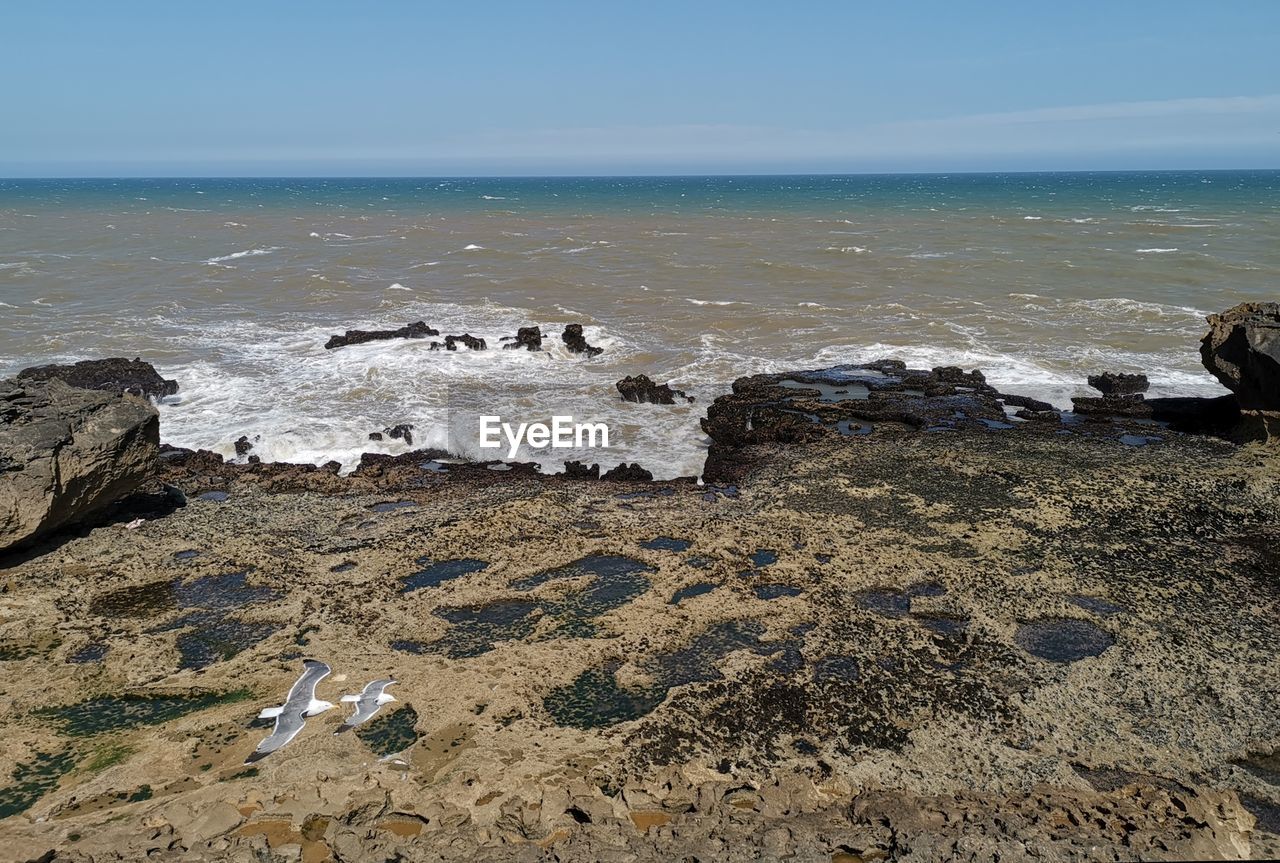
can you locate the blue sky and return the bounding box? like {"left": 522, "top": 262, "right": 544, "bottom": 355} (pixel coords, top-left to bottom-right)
{"left": 2, "top": 1, "right": 1277, "bottom": 175}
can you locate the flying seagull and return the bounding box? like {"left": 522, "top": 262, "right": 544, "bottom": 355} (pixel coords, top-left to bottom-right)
{"left": 335, "top": 678, "right": 397, "bottom": 734}
{"left": 245, "top": 659, "right": 334, "bottom": 764}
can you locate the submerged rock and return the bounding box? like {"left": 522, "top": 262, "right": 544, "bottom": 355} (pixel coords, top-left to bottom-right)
{"left": 501, "top": 326, "right": 543, "bottom": 351}
{"left": 563, "top": 324, "right": 603, "bottom": 357}
{"left": 233, "top": 435, "right": 254, "bottom": 457}
{"left": 323, "top": 321, "right": 438, "bottom": 350}
{"left": 431, "top": 333, "right": 487, "bottom": 351}
{"left": 1201, "top": 302, "right": 1280, "bottom": 438}
{"left": 384, "top": 424, "right": 414, "bottom": 445}
{"left": 617, "top": 374, "right": 694, "bottom": 405}
{"left": 1, "top": 378, "right": 159, "bottom": 552}
{"left": 16, "top": 357, "right": 178, "bottom": 400}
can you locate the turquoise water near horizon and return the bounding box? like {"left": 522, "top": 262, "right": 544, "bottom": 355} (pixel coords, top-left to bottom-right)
{"left": 2, "top": 171, "right": 1278, "bottom": 477}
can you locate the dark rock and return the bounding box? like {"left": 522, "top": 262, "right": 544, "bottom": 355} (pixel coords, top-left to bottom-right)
{"left": 384, "top": 424, "right": 414, "bottom": 445}
{"left": 501, "top": 326, "right": 543, "bottom": 351}
{"left": 999, "top": 393, "right": 1055, "bottom": 413}
{"left": 323, "top": 321, "right": 438, "bottom": 350}
{"left": 601, "top": 463, "right": 653, "bottom": 482}
{"left": 1, "top": 378, "right": 159, "bottom": 552}
{"left": 431, "top": 334, "right": 487, "bottom": 351}
{"left": 616, "top": 374, "right": 694, "bottom": 405}
{"left": 562, "top": 324, "right": 603, "bottom": 357}
{"left": 562, "top": 461, "right": 601, "bottom": 480}
{"left": 233, "top": 436, "right": 254, "bottom": 457}
{"left": 1070, "top": 396, "right": 1151, "bottom": 418}
{"left": 1088, "top": 372, "right": 1150, "bottom": 396}
{"left": 1147, "top": 395, "right": 1241, "bottom": 435}
{"left": 16, "top": 358, "right": 178, "bottom": 400}
{"left": 1200, "top": 302, "right": 1280, "bottom": 439}
{"left": 368, "top": 432, "right": 384, "bottom": 441}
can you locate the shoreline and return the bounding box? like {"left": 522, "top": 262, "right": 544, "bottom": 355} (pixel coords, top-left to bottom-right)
{"left": 1, "top": 308, "right": 1278, "bottom": 860}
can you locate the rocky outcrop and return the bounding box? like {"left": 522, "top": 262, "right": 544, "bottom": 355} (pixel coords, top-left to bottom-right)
{"left": 563, "top": 324, "right": 603, "bottom": 357}
{"left": 601, "top": 463, "right": 653, "bottom": 481}
{"left": 617, "top": 375, "right": 694, "bottom": 405}
{"left": 1, "top": 378, "right": 159, "bottom": 552}
{"left": 502, "top": 326, "right": 543, "bottom": 351}
{"left": 385, "top": 424, "right": 414, "bottom": 445}
{"left": 431, "top": 334, "right": 487, "bottom": 351}
{"left": 16, "top": 357, "right": 178, "bottom": 400}
{"left": 1201, "top": 302, "right": 1280, "bottom": 439}
{"left": 1088, "top": 372, "right": 1149, "bottom": 396}
{"left": 233, "top": 435, "right": 254, "bottom": 457}
{"left": 324, "top": 321, "right": 438, "bottom": 350}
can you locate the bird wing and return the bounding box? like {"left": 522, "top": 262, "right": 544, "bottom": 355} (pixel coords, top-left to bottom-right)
{"left": 246, "top": 710, "right": 306, "bottom": 763}
{"left": 285, "top": 659, "right": 331, "bottom": 710}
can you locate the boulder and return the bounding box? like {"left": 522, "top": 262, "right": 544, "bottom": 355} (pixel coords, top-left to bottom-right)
{"left": 234, "top": 435, "right": 254, "bottom": 456}
{"left": 1201, "top": 302, "right": 1280, "bottom": 407}
{"left": 1, "top": 378, "right": 159, "bottom": 552}
{"left": 17, "top": 357, "right": 177, "bottom": 400}
{"left": 562, "top": 461, "right": 601, "bottom": 480}
{"left": 501, "top": 326, "right": 543, "bottom": 351}
{"left": 384, "top": 424, "right": 414, "bottom": 445}
{"left": 1088, "top": 372, "right": 1149, "bottom": 396}
{"left": 617, "top": 375, "right": 694, "bottom": 405}
{"left": 324, "top": 321, "right": 439, "bottom": 350}
{"left": 562, "top": 324, "right": 603, "bottom": 357}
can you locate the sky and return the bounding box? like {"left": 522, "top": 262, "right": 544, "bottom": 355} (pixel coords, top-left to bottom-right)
{"left": 2, "top": 1, "right": 1278, "bottom": 176}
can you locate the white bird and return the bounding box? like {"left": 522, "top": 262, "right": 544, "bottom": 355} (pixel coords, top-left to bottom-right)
{"left": 334, "top": 678, "right": 397, "bottom": 734}
{"left": 245, "top": 659, "right": 334, "bottom": 764}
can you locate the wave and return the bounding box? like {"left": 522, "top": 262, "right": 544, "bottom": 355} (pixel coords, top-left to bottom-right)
{"left": 1135, "top": 248, "right": 1179, "bottom": 254}
{"left": 825, "top": 245, "right": 869, "bottom": 254}
{"left": 388, "top": 282, "right": 410, "bottom": 291}
{"left": 204, "top": 247, "right": 279, "bottom": 265}
{"left": 462, "top": 243, "right": 484, "bottom": 251}
{"left": 685, "top": 298, "right": 747, "bottom": 306}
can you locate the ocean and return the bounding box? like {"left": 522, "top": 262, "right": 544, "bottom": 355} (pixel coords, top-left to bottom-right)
{"left": 2, "top": 171, "right": 1277, "bottom": 478}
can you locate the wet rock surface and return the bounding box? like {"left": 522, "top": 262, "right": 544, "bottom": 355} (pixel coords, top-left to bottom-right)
{"left": 562, "top": 323, "right": 603, "bottom": 357}
{"left": 431, "top": 333, "right": 487, "bottom": 351}
{"left": 15, "top": 358, "right": 178, "bottom": 400}
{"left": 500, "top": 326, "right": 543, "bottom": 351}
{"left": 323, "top": 321, "right": 438, "bottom": 350}
{"left": 1, "top": 378, "right": 160, "bottom": 552}
{"left": 616, "top": 374, "right": 694, "bottom": 405}
{"left": 1, "top": 359, "right": 1278, "bottom": 860}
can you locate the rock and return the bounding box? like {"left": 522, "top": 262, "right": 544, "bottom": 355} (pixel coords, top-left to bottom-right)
{"left": 601, "top": 463, "right": 653, "bottom": 482}
{"left": 1201, "top": 302, "right": 1280, "bottom": 438}
{"left": 431, "top": 334, "right": 487, "bottom": 351}
{"left": 384, "top": 424, "right": 414, "bottom": 445}
{"left": 502, "top": 326, "right": 544, "bottom": 351}
{"left": 16, "top": 357, "right": 178, "bottom": 400}
{"left": 1070, "top": 395, "right": 1151, "bottom": 418}
{"left": 1088, "top": 372, "right": 1150, "bottom": 396}
{"left": 1147, "top": 395, "right": 1241, "bottom": 434}
{"left": 367, "top": 432, "right": 384, "bottom": 441}
{"left": 999, "top": 393, "right": 1055, "bottom": 413}
{"left": 234, "top": 436, "right": 254, "bottom": 457}
{"left": 563, "top": 324, "right": 604, "bottom": 357}
{"left": 1, "top": 378, "right": 159, "bottom": 552}
{"left": 562, "top": 461, "right": 601, "bottom": 480}
{"left": 323, "top": 321, "right": 438, "bottom": 350}
{"left": 617, "top": 375, "right": 694, "bottom": 405}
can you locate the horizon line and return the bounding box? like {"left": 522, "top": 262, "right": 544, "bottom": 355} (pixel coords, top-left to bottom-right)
{"left": 4, "top": 166, "right": 1280, "bottom": 182}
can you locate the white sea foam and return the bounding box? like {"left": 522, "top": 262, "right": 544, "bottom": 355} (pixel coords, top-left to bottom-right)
{"left": 1135, "top": 248, "right": 1179, "bottom": 254}
{"left": 388, "top": 282, "right": 409, "bottom": 291}
{"left": 462, "top": 244, "right": 484, "bottom": 251}
{"left": 685, "top": 298, "right": 746, "bottom": 306}
{"left": 825, "top": 246, "right": 869, "bottom": 253}
{"left": 1023, "top": 216, "right": 1043, "bottom": 220}
{"left": 204, "top": 247, "right": 279, "bottom": 265}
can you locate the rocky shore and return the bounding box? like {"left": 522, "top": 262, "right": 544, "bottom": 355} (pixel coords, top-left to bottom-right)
{"left": 1, "top": 306, "right": 1278, "bottom": 861}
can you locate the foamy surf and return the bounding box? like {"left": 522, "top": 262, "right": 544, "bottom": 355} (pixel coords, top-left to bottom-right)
{"left": 205, "top": 247, "right": 279, "bottom": 265}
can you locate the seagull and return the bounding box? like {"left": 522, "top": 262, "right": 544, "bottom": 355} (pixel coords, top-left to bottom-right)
{"left": 245, "top": 659, "right": 334, "bottom": 764}
{"left": 334, "top": 678, "right": 397, "bottom": 734}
